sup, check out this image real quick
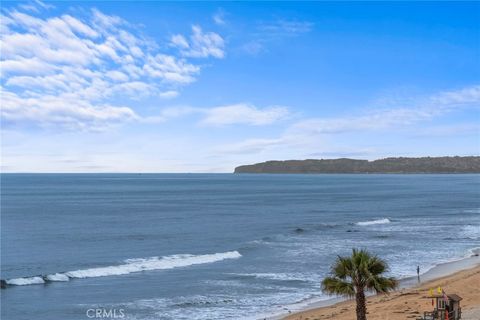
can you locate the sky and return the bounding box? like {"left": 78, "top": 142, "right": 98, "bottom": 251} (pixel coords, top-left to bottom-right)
{"left": 1, "top": 1, "right": 479, "bottom": 172}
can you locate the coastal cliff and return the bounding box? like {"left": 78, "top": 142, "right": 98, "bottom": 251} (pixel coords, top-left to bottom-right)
{"left": 234, "top": 156, "right": 480, "bottom": 174}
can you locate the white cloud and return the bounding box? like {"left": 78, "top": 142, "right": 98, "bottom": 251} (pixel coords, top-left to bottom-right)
{"left": 1, "top": 57, "right": 56, "bottom": 75}
{"left": 18, "top": 0, "right": 54, "bottom": 13}
{"left": 91, "top": 8, "right": 123, "bottom": 30}
{"left": 0, "top": 6, "right": 223, "bottom": 130}
{"left": 105, "top": 70, "right": 129, "bottom": 82}
{"left": 431, "top": 85, "right": 480, "bottom": 106}
{"left": 1, "top": 87, "right": 138, "bottom": 131}
{"left": 143, "top": 54, "right": 199, "bottom": 83}
{"left": 288, "top": 108, "right": 430, "bottom": 135}
{"left": 214, "top": 138, "right": 284, "bottom": 154}
{"left": 158, "top": 106, "right": 198, "bottom": 119}
{"left": 171, "top": 34, "right": 189, "bottom": 49}
{"left": 158, "top": 90, "right": 179, "bottom": 99}
{"left": 213, "top": 9, "right": 226, "bottom": 25}
{"left": 62, "top": 14, "right": 99, "bottom": 38}
{"left": 289, "top": 85, "right": 480, "bottom": 135}
{"left": 201, "top": 104, "right": 289, "bottom": 126}
{"left": 411, "top": 123, "right": 480, "bottom": 137}
{"left": 259, "top": 20, "right": 314, "bottom": 35}
{"left": 241, "top": 41, "right": 264, "bottom": 55}
{"left": 241, "top": 19, "right": 313, "bottom": 55}
{"left": 157, "top": 103, "right": 290, "bottom": 126}
{"left": 171, "top": 25, "right": 225, "bottom": 58}
{"left": 217, "top": 85, "right": 480, "bottom": 154}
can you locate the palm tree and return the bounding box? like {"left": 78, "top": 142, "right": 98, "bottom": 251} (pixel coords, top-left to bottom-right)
{"left": 322, "top": 249, "right": 398, "bottom": 320}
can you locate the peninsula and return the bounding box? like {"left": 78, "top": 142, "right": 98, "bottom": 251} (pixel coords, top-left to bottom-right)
{"left": 234, "top": 156, "right": 480, "bottom": 174}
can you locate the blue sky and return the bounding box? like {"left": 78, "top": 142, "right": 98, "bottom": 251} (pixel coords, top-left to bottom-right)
{"left": 1, "top": 1, "right": 479, "bottom": 172}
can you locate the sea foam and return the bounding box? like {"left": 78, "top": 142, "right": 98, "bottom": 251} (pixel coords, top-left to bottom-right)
{"left": 4, "top": 251, "right": 242, "bottom": 286}
{"left": 461, "top": 225, "right": 480, "bottom": 240}
{"left": 356, "top": 218, "right": 391, "bottom": 226}
{"left": 45, "top": 273, "right": 70, "bottom": 281}
{"left": 67, "top": 251, "right": 242, "bottom": 279}
{"left": 6, "top": 276, "right": 45, "bottom": 286}
{"left": 230, "top": 272, "right": 314, "bottom": 282}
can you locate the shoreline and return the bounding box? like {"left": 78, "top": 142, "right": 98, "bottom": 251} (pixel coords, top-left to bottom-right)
{"left": 269, "top": 248, "right": 480, "bottom": 320}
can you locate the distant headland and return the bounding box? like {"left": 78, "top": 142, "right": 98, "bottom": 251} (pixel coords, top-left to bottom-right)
{"left": 234, "top": 156, "right": 480, "bottom": 174}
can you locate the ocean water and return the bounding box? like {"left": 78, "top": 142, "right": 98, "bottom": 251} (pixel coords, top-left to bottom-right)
{"left": 1, "top": 173, "right": 479, "bottom": 320}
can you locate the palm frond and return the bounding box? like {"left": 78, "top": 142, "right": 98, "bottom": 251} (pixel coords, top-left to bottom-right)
{"left": 366, "top": 276, "right": 398, "bottom": 293}
{"left": 367, "top": 256, "right": 388, "bottom": 275}
{"left": 321, "top": 277, "right": 355, "bottom": 297}
{"left": 333, "top": 256, "right": 353, "bottom": 279}
{"left": 322, "top": 248, "right": 398, "bottom": 297}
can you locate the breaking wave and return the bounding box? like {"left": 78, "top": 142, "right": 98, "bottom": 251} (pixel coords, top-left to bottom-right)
{"left": 230, "top": 272, "right": 313, "bottom": 282}
{"left": 463, "top": 208, "right": 480, "bottom": 214}
{"left": 356, "top": 218, "right": 391, "bottom": 226}
{"left": 3, "top": 251, "right": 241, "bottom": 287}
{"left": 461, "top": 225, "right": 480, "bottom": 240}
{"left": 5, "top": 276, "right": 45, "bottom": 286}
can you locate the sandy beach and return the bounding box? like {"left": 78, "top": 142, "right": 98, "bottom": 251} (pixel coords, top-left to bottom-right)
{"left": 283, "top": 264, "right": 480, "bottom": 320}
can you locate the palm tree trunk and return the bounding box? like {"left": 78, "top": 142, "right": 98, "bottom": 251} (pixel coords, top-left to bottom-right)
{"left": 355, "top": 288, "right": 367, "bottom": 320}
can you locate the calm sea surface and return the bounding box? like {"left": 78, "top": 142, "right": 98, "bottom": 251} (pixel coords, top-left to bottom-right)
{"left": 1, "top": 174, "right": 479, "bottom": 320}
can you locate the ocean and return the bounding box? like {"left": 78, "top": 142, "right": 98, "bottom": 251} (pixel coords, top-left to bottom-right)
{"left": 1, "top": 173, "right": 479, "bottom": 320}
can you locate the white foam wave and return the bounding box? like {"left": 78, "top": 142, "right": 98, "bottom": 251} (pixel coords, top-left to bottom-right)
{"left": 6, "top": 276, "right": 45, "bottom": 286}
{"left": 231, "top": 273, "right": 313, "bottom": 282}
{"left": 463, "top": 208, "right": 480, "bottom": 214}
{"left": 45, "top": 273, "right": 70, "bottom": 282}
{"left": 4, "top": 251, "right": 241, "bottom": 286}
{"left": 461, "top": 225, "right": 480, "bottom": 240}
{"left": 356, "top": 218, "right": 391, "bottom": 226}
{"left": 66, "top": 251, "right": 242, "bottom": 279}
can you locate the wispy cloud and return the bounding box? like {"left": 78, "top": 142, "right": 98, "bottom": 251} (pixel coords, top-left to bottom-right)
{"left": 258, "top": 19, "right": 314, "bottom": 36}
{"left": 241, "top": 41, "right": 264, "bottom": 55}
{"left": 307, "top": 148, "right": 377, "bottom": 158}
{"left": 212, "top": 9, "right": 226, "bottom": 26}
{"left": 0, "top": 6, "right": 223, "bottom": 130}
{"left": 214, "top": 138, "right": 285, "bottom": 154}
{"left": 409, "top": 123, "right": 480, "bottom": 138}
{"left": 241, "top": 18, "right": 313, "bottom": 55}
{"left": 18, "top": 0, "right": 54, "bottom": 13}
{"left": 153, "top": 103, "right": 290, "bottom": 126}
{"left": 288, "top": 85, "right": 480, "bottom": 135}
{"left": 201, "top": 104, "right": 289, "bottom": 126}
{"left": 171, "top": 25, "right": 225, "bottom": 58}
{"left": 217, "top": 85, "right": 480, "bottom": 154}
{"left": 1, "top": 87, "right": 138, "bottom": 131}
